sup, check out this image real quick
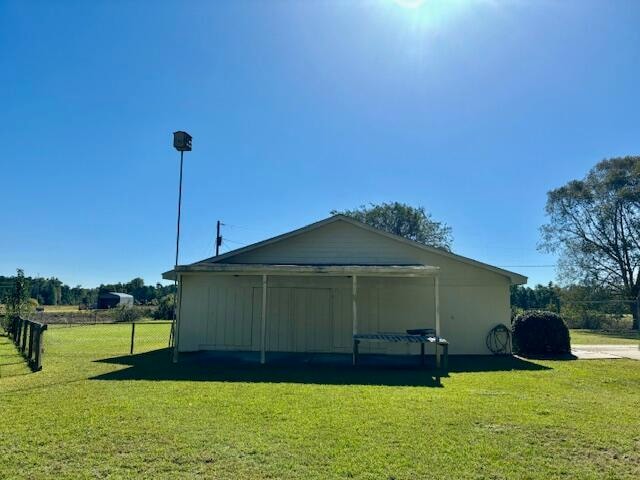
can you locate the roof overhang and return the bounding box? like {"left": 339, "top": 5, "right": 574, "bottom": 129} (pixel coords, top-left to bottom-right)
{"left": 162, "top": 263, "right": 440, "bottom": 281}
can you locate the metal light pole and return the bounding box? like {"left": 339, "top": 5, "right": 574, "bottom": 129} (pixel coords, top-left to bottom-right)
{"left": 171, "top": 131, "right": 192, "bottom": 362}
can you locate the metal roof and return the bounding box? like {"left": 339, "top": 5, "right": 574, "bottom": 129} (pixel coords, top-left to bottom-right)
{"left": 100, "top": 292, "right": 134, "bottom": 299}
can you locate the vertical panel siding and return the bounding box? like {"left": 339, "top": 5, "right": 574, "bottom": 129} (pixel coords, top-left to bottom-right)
{"left": 332, "top": 288, "right": 351, "bottom": 349}
{"left": 291, "top": 288, "right": 332, "bottom": 352}
{"left": 225, "top": 220, "right": 420, "bottom": 265}
{"left": 179, "top": 269, "right": 511, "bottom": 355}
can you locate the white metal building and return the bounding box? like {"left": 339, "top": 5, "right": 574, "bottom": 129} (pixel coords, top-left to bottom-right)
{"left": 163, "top": 215, "right": 527, "bottom": 359}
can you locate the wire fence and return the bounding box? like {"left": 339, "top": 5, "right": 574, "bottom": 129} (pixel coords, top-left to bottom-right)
{"left": 0, "top": 320, "right": 173, "bottom": 378}
{"left": 25, "top": 308, "right": 158, "bottom": 326}
{"left": 44, "top": 321, "right": 172, "bottom": 358}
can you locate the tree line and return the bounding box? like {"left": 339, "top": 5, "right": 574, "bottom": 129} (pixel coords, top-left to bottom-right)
{"left": 0, "top": 273, "right": 175, "bottom": 307}
{"left": 511, "top": 283, "right": 632, "bottom": 329}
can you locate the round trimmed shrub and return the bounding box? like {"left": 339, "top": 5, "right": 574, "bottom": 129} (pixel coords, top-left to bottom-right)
{"left": 512, "top": 310, "right": 571, "bottom": 355}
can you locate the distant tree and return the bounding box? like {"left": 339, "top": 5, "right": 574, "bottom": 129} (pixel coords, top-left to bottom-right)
{"left": 539, "top": 156, "right": 640, "bottom": 329}
{"left": 2, "top": 271, "right": 175, "bottom": 308}
{"left": 29, "top": 277, "right": 62, "bottom": 305}
{"left": 332, "top": 202, "right": 453, "bottom": 251}
{"left": 2, "top": 269, "right": 33, "bottom": 328}
{"left": 510, "top": 283, "right": 561, "bottom": 312}
{"left": 154, "top": 294, "right": 175, "bottom": 320}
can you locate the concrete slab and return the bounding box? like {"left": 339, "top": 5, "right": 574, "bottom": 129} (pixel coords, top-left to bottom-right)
{"left": 571, "top": 349, "right": 622, "bottom": 360}
{"left": 572, "top": 344, "right": 640, "bottom": 360}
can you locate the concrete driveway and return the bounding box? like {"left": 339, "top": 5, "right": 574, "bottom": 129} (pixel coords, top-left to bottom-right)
{"left": 572, "top": 344, "right": 640, "bottom": 360}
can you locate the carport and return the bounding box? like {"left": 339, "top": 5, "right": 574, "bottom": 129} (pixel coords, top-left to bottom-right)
{"left": 170, "top": 263, "right": 444, "bottom": 367}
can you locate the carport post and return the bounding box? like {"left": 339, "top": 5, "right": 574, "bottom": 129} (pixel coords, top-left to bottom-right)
{"left": 352, "top": 275, "right": 358, "bottom": 365}
{"left": 260, "top": 274, "right": 267, "bottom": 364}
{"left": 434, "top": 275, "right": 440, "bottom": 369}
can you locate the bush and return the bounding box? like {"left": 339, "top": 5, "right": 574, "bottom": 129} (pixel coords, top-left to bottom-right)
{"left": 114, "top": 306, "right": 144, "bottom": 323}
{"left": 561, "top": 306, "right": 630, "bottom": 330}
{"left": 512, "top": 310, "right": 571, "bottom": 355}
{"left": 154, "top": 294, "right": 175, "bottom": 320}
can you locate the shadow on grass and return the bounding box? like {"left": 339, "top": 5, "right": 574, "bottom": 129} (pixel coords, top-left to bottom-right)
{"left": 90, "top": 349, "right": 550, "bottom": 387}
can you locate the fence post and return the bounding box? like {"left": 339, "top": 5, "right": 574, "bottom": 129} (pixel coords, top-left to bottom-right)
{"left": 12, "top": 317, "right": 18, "bottom": 343}
{"left": 27, "top": 323, "right": 34, "bottom": 360}
{"left": 33, "top": 324, "right": 47, "bottom": 371}
{"left": 13, "top": 317, "right": 20, "bottom": 344}
{"left": 21, "top": 320, "right": 29, "bottom": 352}
{"left": 10, "top": 317, "right": 48, "bottom": 371}
{"left": 31, "top": 327, "right": 40, "bottom": 370}
{"left": 130, "top": 322, "right": 136, "bottom": 355}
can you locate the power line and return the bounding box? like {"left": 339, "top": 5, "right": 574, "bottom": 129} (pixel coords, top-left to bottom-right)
{"left": 497, "top": 265, "right": 557, "bottom": 268}
{"left": 223, "top": 238, "right": 248, "bottom": 246}
{"left": 223, "top": 223, "right": 264, "bottom": 233}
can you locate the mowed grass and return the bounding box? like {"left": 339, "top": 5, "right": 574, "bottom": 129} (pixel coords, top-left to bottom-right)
{"left": 571, "top": 329, "right": 640, "bottom": 345}
{"left": 1, "top": 326, "right": 639, "bottom": 479}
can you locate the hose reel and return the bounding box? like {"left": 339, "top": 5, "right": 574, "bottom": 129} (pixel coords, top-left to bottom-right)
{"left": 486, "top": 324, "right": 512, "bottom": 355}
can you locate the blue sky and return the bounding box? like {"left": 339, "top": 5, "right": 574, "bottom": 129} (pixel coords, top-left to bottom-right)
{"left": 1, "top": 0, "right": 639, "bottom": 288}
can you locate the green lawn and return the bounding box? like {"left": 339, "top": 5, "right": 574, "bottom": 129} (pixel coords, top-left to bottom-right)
{"left": 1, "top": 325, "right": 639, "bottom": 479}
{"left": 571, "top": 329, "right": 640, "bottom": 345}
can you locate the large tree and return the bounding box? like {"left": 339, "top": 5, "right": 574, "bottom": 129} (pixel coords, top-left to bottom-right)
{"left": 539, "top": 156, "right": 640, "bottom": 329}
{"left": 2, "top": 269, "right": 31, "bottom": 328}
{"left": 331, "top": 202, "right": 453, "bottom": 251}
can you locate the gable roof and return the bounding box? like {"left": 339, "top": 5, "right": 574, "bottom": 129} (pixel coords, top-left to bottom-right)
{"left": 189, "top": 215, "right": 527, "bottom": 285}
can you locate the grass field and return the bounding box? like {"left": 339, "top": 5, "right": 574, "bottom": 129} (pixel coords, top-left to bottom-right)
{"left": 0, "top": 304, "right": 84, "bottom": 314}
{"left": 1, "top": 325, "right": 639, "bottom": 479}
{"left": 41, "top": 304, "right": 84, "bottom": 313}
{"left": 571, "top": 329, "right": 640, "bottom": 345}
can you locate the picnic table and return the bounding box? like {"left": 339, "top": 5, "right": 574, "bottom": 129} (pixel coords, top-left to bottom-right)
{"left": 352, "top": 331, "right": 449, "bottom": 374}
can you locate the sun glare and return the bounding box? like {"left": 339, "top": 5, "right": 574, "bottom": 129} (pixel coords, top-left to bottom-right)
{"left": 393, "top": 0, "right": 426, "bottom": 8}
{"left": 386, "top": 0, "right": 469, "bottom": 34}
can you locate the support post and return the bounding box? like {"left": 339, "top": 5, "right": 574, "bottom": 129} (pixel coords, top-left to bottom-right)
{"left": 434, "top": 275, "right": 441, "bottom": 370}
{"left": 260, "top": 274, "right": 268, "bottom": 364}
{"left": 352, "top": 275, "right": 358, "bottom": 366}
{"left": 353, "top": 339, "right": 359, "bottom": 366}
{"left": 130, "top": 322, "right": 136, "bottom": 355}
{"left": 172, "top": 274, "right": 182, "bottom": 363}
{"left": 171, "top": 148, "right": 185, "bottom": 361}
{"left": 216, "top": 220, "right": 222, "bottom": 256}
{"left": 636, "top": 291, "right": 640, "bottom": 330}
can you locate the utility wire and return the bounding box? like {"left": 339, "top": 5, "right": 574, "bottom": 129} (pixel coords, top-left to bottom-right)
{"left": 223, "top": 238, "right": 248, "bottom": 246}
{"left": 497, "top": 265, "right": 557, "bottom": 268}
